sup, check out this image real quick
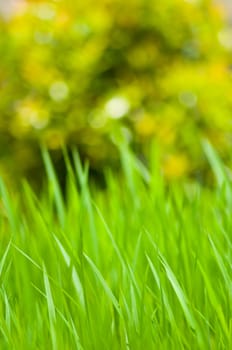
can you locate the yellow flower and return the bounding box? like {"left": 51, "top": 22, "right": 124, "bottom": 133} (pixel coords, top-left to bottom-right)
{"left": 135, "top": 115, "right": 157, "bottom": 137}
{"left": 163, "top": 154, "right": 189, "bottom": 179}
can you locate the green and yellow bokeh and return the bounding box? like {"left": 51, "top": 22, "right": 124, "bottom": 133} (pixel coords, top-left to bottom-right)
{"left": 0, "top": 0, "right": 232, "bottom": 183}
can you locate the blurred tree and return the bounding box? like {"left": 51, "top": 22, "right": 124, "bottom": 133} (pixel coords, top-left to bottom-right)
{"left": 0, "top": 0, "right": 231, "bottom": 184}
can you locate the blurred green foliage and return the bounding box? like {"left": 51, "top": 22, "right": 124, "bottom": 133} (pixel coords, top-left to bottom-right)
{"left": 0, "top": 0, "right": 232, "bottom": 183}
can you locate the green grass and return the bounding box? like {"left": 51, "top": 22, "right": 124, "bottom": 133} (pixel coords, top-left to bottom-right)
{"left": 0, "top": 143, "right": 231, "bottom": 349}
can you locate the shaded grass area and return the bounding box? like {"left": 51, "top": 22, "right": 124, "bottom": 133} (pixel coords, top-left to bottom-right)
{"left": 0, "top": 143, "right": 231, "bottom": 349}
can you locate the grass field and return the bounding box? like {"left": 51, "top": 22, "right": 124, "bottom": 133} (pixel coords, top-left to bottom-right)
{"left": 0, "top": 143, "right": 231, "bottom": 349}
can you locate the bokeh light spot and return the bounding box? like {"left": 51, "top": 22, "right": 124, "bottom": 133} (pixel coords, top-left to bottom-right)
{"left": 105, "top": 97, "right": 130, "bottom": 119}
{"left": 179, "top": 91, "right": 197, "bottom": 108}
{"left": 49, "top": 81, "right": 69, "bottom": 102}
{"left": 36, "top": 3, "right": 56, "bottom": 21}
{"left": 218, "top": 28, "right": 232, "bottom": 50}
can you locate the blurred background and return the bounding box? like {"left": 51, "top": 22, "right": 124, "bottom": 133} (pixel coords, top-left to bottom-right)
{"left": 0, "top": 0, "right": 232, "bottom": 186}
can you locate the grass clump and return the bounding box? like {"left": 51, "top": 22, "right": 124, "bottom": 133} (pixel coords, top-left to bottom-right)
{"left": 0, "top": 144, "right": 231, "bottom": 349}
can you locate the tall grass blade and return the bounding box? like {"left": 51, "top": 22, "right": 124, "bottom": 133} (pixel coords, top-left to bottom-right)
{"left": 43, "top": 263, "right": 57, "bottom": 350}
